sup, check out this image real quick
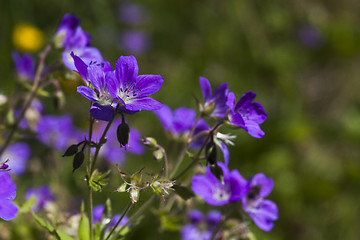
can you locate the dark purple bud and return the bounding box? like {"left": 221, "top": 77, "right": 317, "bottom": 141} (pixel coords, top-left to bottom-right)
{"left": 117, "top": 122, "right": 130, "bottom": 149}
{"left": 205, "top": 141, "right": 217, "bottom": 165}
{"left": 63, "top": 144, "right": 78, "bottom": 157}
{"left": 209, "top": 164, "right": 224, "bottom": 183}
{"left": 72, "top": 151, "right": 84, "bottom": 173}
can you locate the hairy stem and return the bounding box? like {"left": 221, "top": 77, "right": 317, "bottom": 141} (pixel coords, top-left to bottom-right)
{"left": 105, "top": 201, "right": 133, "bottom": 240}
{"left": 0, "top": 43, "right": 53, "bottom": 157}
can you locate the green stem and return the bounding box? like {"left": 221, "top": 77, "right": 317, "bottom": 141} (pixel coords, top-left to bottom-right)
{"left": 113, "top": 195, "right": 156, "bottom": 240}
{"left": 87, "top": 115, "right": 94, "bottom": 240}
{"left": 105, "top": 202, "right": 133, "bottom": 240}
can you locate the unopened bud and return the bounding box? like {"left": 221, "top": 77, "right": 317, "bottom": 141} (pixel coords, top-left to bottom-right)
{"left": 130, "top": 188, "right": 140, "bottom": 203}
{"left": 72, "top": 151, "right": 85, "bottom": 173}
{"left": 153, "top": 149, "right": 163, "bottom": 161}
{"left": 210, "top": 164, "right": 224, "bottom": 183}
{"left": 63, "top": 144, "right": 78, "bottom": 157}
{"left": 117, "top": 122, "right": 130, "bottom": 149}
{"left": 205, "top": 141, "right": 217, "bottom": 165}
{"left": 142, "top": 137, "right": 158, "bottom": 149}
{"left": 202, "top": 101, "right": 216, "bottom": 116}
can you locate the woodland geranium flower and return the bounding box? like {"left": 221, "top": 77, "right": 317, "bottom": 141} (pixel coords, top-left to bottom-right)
{"left": 242, "top": 173, "right": 278, "bottom": 232}
{"left": 25, "top": 185, "right": 55, "bottom": 212}
{"left": 36, "top": 115, "right": 84, "bottom": 151}
{"left": 73, "top": 52, "right": 115, "bottom": 121}
{"left": 1, "top": 142, "right": 30, "bottom": 175}
{"left": 181, "top": 210, "right": 222, "bottom": 240}
{"left": 0, "top": 171, "right": 18, "bottom": 221}
{"left": 12, "top": 51, "right": 35, "bottom": 81}
{"left": 199, "top": 77, "right": 229, "bottom": 118}
{"left": 155, "top": 105, "right": 196, "bottom": 138}
{"left": 226, "top": 91, "right": 267, "bottom": 138}
{"left": 106, "top": 55, "right": 163, "bottom": 112}
{"left": 191, "top": 162, "right": 246, "bottom": 206}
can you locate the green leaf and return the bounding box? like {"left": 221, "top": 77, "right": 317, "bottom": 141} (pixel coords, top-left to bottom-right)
{"left": 172, "top": 185, "right": 195, "bottom": 200}
{"left": 89, "top": 169, "right": 111, "bottom": 192}
{"left": 19, "top": 196, "right": 35, "bottom": 214}
{"left": 78, "top": 213, "right": 90, "bottom": 240}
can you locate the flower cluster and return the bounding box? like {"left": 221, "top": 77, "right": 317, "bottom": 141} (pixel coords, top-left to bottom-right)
{"left": 191, "top": 163, "right": 278, "bottom": 231}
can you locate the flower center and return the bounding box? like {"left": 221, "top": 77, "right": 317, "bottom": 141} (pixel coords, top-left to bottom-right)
{"left": 118, "top": 81, "right": 141, "bottom": 103}
{"left": 213, "top": 185, "right": 230, "bottom": 201}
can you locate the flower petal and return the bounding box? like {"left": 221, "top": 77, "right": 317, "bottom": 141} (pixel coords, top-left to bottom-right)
{"left": 71, "top": 52, "right": 88, "bottom": 80}
{"left": 136, "top": 74, "right": 164, "bottom": 98}
{"left": 0, "top": 172, "right": 16, "bottom": 200}
{"left": 226, "top": 92, "right": 236, "bottom": 109}
{"left": 251, "top": 173, "right": 273, "bottom": 198}
{"left": 77, "top": 86, "right": 99, "bottom": 102}
{"left": 248, "top": 199, "right": 278, "bottom": 231}
{"left": 216, "top": 140, "right": 229, "bottom": 166}
{"left": 0, "top": 200, "right": 18, "bottom": 221}
{"left": 90, "top": 103, "right": 114, "bottom": 121}
{"left": 125, "top": 97, "right": 162, "bottom": 111}
{"left": 115, "top": 55, "right": 139, "bottom": 89}
{"left": 199, "top": 76, "right": 212, "bottom": 103}
{"left": 88, "top": 65, "right": 106, "bottom": 93}
{"left": 245, "top": 121, "right": 265, "bottom": 138}
{"left": 235, "top": 91, "right": 256, "bottom": 112}
{"left": 155, "top": 104, "right": 173, "bottom": 132}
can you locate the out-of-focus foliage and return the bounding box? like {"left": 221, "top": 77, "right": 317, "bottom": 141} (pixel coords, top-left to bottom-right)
{"left": 1, "top": 0, "right": 360, "bottom": 239}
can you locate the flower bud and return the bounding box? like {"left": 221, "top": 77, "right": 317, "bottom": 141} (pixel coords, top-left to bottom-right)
{"left": 63, "top": 144, "right": 78, "bottom": 157}
{"left": 205, "top": 141, "right": 217, "bottom": 165}
{"left": 153, "top": 149, "right": 163, "bottom": 161}
{"left": 72, "top": 151, "right": 85, "bottom": 173}
{"left": 117, "top": 122, "right": 130, "bottom": 149}
{"left": 130, "top": 188, "right": 140, "bottom": 203}
{"left": 202, "top": 101, "right": 216, "bottom": 116}
{"left": 210, "top": 164, "right": 224, "bottom": 183}
{"left": 142, "top": 137, "right": 158, "bottom": 149}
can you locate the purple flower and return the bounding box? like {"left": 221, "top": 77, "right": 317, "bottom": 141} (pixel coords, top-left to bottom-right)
{"left": 298, "top": 25, "right": 322, "bottom": 48}
{"left": 93, "top": 205, "right": 105, "bottom": 224}
{"left": 118, "top": 3, "right": 146, "bottom": 25}
{"left": 36, "top": 115, "right": 84, "bottom": 151}
{"left": 181, "top": 210, "right": 221, "bottom": 240}
{"left": 0, "top": 171, "right": 18, "bottom": 221}
{"left": 242, "top": 173, "right": 278, "bottom": 231}
{"left": 25, "top": 185, "right": 55, "bottom": 212}
{"left": 55, "top": 14, "right": 104, "bottom": 72}
{"left": 73, "top": 53, "right": 115, "bottom": 121}
{"left": 92, "top": 204, "right": 129, "bottom": 228}
{"left": 12, "top": 51, "right": 35, "bottom": 81}
{"left": 63, "top": 47, "right": 103, "bottom": 72}
{"left": 106, "top": 55, "right": 163, "bottom": 112}
{"left": 1, "top": 142, "right": 30, "bottom": 175}
{"left": 92, "top": 118, "right": 144, "bottom": 164}
{"left": 121, "top": 31, "right": 150, "bottom": 54}
{"left": 191, "top": 162, "right": 246, "bottom": 206}
{"left": 155, "top": 105, "right": 196, "bottom": 138}
{"left": 199, "top": 77, "right": 229, "bottom": 118}
{"left": 226, "top": 91, "right": 267, "bottom": 138}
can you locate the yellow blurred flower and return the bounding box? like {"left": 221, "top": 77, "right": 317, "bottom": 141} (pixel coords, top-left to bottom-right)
{"left": 13, "top": 23, "right": 44, "bottom": 52}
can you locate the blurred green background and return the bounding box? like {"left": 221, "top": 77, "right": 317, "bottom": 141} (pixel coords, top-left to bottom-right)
{"left": 1, "top": 0, "right": 360, "bottom": 239}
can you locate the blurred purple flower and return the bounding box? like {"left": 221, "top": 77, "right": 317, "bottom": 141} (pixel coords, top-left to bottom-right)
{"left": 199, "top": 77, "right": 229, "bottom": 118}
{"left": 181, "top": 210, "right": 221, "bottom": 240}
{"left": 106, "top": 55, "right": 163, "bottom": 112}
{"left": 55, "top": 14, "right": 103, "bottom": 72}
{"left": 298, "top": 25, "right": 322, "bottom": 48}
{"left": 226, "top": 91, "right": 267, "bottom": 138}
{"left": 155, "top": 105, "right": 196, "bottom": 138}
{"left": 118, "top": 3, "right": 146, "bottom": 25}
{"left": 121, "top": 31, "right": 150, "bottom": 54}
{"left": 36, "top": 115, "right": 84, "bottom": 151}
{"left": 0, "top": 171, "right": 18, "bottom": 221}
{"left": 17, "top": 98, "right": 43, "bottom": 130}
{"left": 242, "top": 173, "right": 278, "bottom": 231}
{"left": 25, "top": 185, "right": 55, "bottom": 212}
{"left": 191, "top": 162, "right": 247, "bottom": 206}
{"left": 92, "top": 118, "right": 144, "bottom": 165}
{"left": 92, "top": 204, "right": 129, "bottom": 228}
{"left": 12, "top": 51, "right": 35, "bottom": 81}
{"left": 0, "top": 142, "right": 30, "bottom": 175}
